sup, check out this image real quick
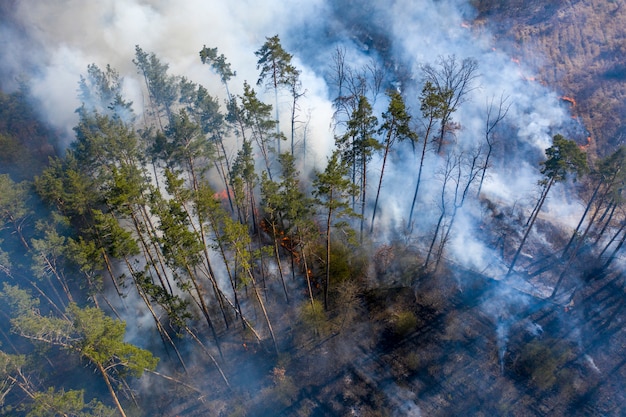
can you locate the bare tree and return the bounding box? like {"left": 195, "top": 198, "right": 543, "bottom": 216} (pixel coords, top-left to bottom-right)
{"left": 422, "top": 55, "right": 478, "bottom": 153}
{"left": 433, "top": 149, "right": 483, "bottom": 271}
{"left": 477, "top": 94, "right": 510, "bottom": 197}
{"left": 424, "top": 153, "right": 457, "bottom": 269}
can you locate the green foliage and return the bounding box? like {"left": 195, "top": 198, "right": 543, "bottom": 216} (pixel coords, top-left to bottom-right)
{"left": 133, "top": 46, "right": 179, "bottom": 117}
{"left": 27, "top": 387, "right": 116, "bottom": 417}
{"left": 72, "top": 112, "right": 141, "bottom": 179}
{"left": 92, "top": 209, "right": 139, "bottom": 259}
{"left": 0, "top": 350, "right": 26, "bottom": 380}
{"left": 0, "top": 89, "right": 55, "bottom": 180}
{"left": 255, "top": 35, "right": 296, "bottom": 91}
{"left": 199, "top": 46, "right": 236, "bottom": 85}
{"left": 313, "top": 151, "right": 359, "bottom": 215}
{"left": 261, "top": 152, "right": 311, "bottom": 231}
{"left": 379, "top": 90, "right": 417, "bottom": 144}
{"left": 540, "top": 134, "right": 589, "bottom": 184}
{"left": 222, "top": 214, "right": 253, "bottom": 277}
{"left": 299, "top": 299, "right": 330, "bottom": 337}
{"left": 420, "top": 81, "right": 453, "bottom": 121}
{"left": 0, "top": 174, "right": 31, "bottom": 230}
{"left": 404, "top": 351, "right": 421, "bottom": 371}
{"left": 268, "top": 366, "right": 298, "bottom": 407}
{"left": 35, "top": 154, "right": 98, "bottom": 219}
{"left": 78, "top": 63, "right": 133, "bottom": 122}
{"left": 593, "top": 144, "right": 626, "bottom": 203}
{"left": 30, "top": 223, "right": 67, "bottom": 278}
{"left": 0, "top": 284, "right": 40, "bottom": 317}
{"left": 2, "top": 284, "right": 158, "bottom": 375}
{"left": 337, "top": 95, "right": 380, "bottom": 168}
{"left": 64, "top": 236, "right": 104, "bottom": 276}
{"left": 67, "top": 304, "right": 158, "bottom": 377}
{"left": 328, "top": 243, "right": 354, "bottom": 284}
{"left": 514, "top": 338, "right": 576, "bottom": 392}
{"left": 392, "top": 310, "right": 418, "bottom": 337}
{"left": 182, "top": 83, "right": 225, "bottom": 140}
{"left": 239, "top": 81, "right": 282, "bottom": 173}
{"left": 165, "top": 109, "right": 215, "bottom": 166}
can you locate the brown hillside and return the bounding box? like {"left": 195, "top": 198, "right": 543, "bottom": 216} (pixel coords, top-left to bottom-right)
{"left": 473, "top": 0, "right": 626, "bottom": 156}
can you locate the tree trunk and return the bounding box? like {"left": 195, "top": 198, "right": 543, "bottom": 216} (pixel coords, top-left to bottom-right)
{"left": 508, "top": 178, "right": 554, "bottom": 276}
{"left": 183, "top": 325, "right": 230, "bottom": 388}
{"left": 325, "top": 204, "right": 333, "bottom": 311}
{"left": 271, "top": 222, "right": 289, "bottom": 303}
{"left": 360, "top": 153, "right": 367, "bottom": 242}
{"left": 476, "top": 143, "right": 493, "bottom": 197}
{"left": 561, "top": 181, "right": 601, "bottom": 257}
{"left": 96, "top": 362, "right": 127, "bottom": 417}
{"left": 408, "top": 121, "right": 433, "bottom": 231}
{"left": 594, "top": 201, "right": 617, "bottom": 245}
{"left": 371, "top": 138, "right": 391, "bottom": 234}
{"left": 603, "top": 224, "right": 626, "bottom": 269}
{"left": 425, "top": 210, "right": 445, "bottom": 269}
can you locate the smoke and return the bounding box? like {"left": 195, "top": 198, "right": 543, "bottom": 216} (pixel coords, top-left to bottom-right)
{"left": 1, "top": 0, "right": 583, "bottom": 175}
{"left": 0, "top": 0, "right": 600, "bottom": 414}
{"left": 1, "top": 0, "right": 585, "bottom": 341}
{"left": 1, "top": 0, "right": 335, "bottom": 155}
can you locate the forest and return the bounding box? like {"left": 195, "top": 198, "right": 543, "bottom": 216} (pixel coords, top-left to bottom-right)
{"left": 0, "top": 12, "right": 625, "bottom": 417}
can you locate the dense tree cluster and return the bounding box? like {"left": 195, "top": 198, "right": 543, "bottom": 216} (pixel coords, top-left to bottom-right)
{"left": 1, "top": 34, "right": 624, "bottom": 416}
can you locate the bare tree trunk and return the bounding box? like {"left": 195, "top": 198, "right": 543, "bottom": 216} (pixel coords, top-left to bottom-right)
{"left": 371, "top": 136, "right": 391, "bottom": 234}
{"left": 97, "top": 362, "right": 127, "bottom": 417}
{"left": 594, "top": 201, "right": 617, "bottom": 245}
{"left": 603, "top": 224, "right": 626, "bottom": 269}
{"left": 477, "top": 94, "right": 509, "bottom": 197}
{"left": 360, "top": 153, "right": 367, "bottom": 242}
{"left": 325, "top": 205, "right": 333, "bottom": 311}
{"left": 271, "top": 222, "right": 289, "bottom": 303}
{"left": 183, "top": 325, "right": 230, "bottom": 388}
{"left": 408, "top": 120, "right": 434, "bottom": 231}
{"left": 562, "top": 181, "right": 602, "bottom": 257}
{"left": 508, "top": 178, "right": 554, "bottom": 276}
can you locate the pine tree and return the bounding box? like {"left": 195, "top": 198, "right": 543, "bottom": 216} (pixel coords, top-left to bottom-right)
{"left": 313, "top": 150, "right": 359, "bottom": 310}
{"left": 508, "top": 134, "right": 588, "bottom": 276}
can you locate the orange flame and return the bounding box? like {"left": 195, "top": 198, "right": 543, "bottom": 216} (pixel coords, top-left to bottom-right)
{"left": 579, "top": 135, "right": 592, "bottom": 151}
{"left": 213, "top": 189, "right": 230, "bottom": 201}
{"left": 560, "top": 96, "right": 577, "bottom": 108}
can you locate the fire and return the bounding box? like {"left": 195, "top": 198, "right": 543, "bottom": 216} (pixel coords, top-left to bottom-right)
{"left": 579, "top": 135, "right": 592, "bottom": 151}
{"left": 213, "top": 188, "right": 230, "bottom": 201}
{"left": 560, "top": 96, "right": 577, "bottom": 108}
{"left": 460, "top": 21, "right": 471, "bottom": 29}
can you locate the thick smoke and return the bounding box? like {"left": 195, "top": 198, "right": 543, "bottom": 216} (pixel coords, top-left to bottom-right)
{"left": 1, "top": 0, "right": 585, "bottom": 337}
{"left": 0, "top": 0, "right": 598, "bottom": 413}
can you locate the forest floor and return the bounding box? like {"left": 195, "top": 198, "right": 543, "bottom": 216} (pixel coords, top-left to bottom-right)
{"left": 142, "top": 242, "right": 626, "bottom": 417}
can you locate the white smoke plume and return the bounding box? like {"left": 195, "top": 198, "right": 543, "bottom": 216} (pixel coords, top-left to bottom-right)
{"left": 0, "top": 0, "right": 602, "bottom": 413}
{"left": 0, "top": 0, "right": 592, "bottom": 293}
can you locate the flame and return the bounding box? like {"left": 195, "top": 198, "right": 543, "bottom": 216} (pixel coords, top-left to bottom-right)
{"left": 460, "top": 21, "right": 471, "bottom": 29}
{"left": 560, "top": 96, "right": 577, "bottom": 108}
{"left": 213, "top": 189, "right": 230, "bottom": 201}
{"left": 579, "top": 135, "right": 592, "bottom": 151}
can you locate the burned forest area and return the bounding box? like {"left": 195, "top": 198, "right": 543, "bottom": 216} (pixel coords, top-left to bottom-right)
{"left": 0, "top": 1, "right": 625, "bottom": 416}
